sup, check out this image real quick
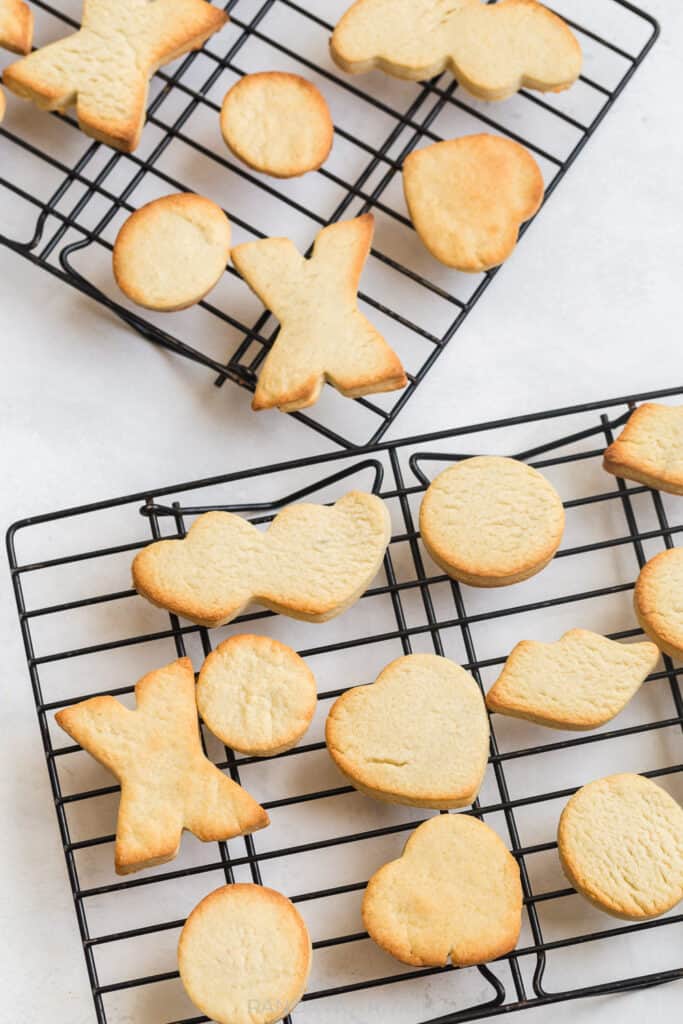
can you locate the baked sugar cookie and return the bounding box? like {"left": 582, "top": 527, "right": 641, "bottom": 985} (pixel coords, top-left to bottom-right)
{"left": 197, "top": 634, "right": 317, "bottom": 756}
{"left": 326, "top": 653, "right": 488, "bottom": 808}
{"left": 331, "top": 0, "right": 581, "bottom": 100}
{"left": 55, "top": 658, "right": 268, "bottom": 874}
{"left": 221, "top": 72, "right": 333, "bottom": 178}
{"left": 113, "top": 193, "right": 231, "bottom": 311}
{"left": 558, "top": 774, "right": 683, "bottom": 920}
{"left": 634, "top": 548, "right": 683, "bottom": 660}
{"left": 420, "top": 456, "right": 565, "bottom": 587}
{"left": 133, "top": 491, "right": 391, "bottom": 628}
{"left": 232, "top": 214, "right": 407, "bottom": 412}
{"left": 0, "top": 0, "right": 33, "bottom": 55}
{"left": 486, "top": 630, "right": 659, "bottom": 730}
{"left": 4, "top": 0, "right": 228, "bottom": 151}
{"left": 178, "top": 884, "right": 312, "bottom": 1024}
{"left": 604, "top": 403, "right": 683, "bottom": 495}
{"left": 403, "top": 135, "right": 544, "bottom": 272}
{"left": 363, "top": 814, "right": 522, "bottom": 966}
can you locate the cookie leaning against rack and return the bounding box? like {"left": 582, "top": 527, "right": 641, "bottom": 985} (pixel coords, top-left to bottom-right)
{"left": 3, "top": 0, "right": 228, "bottom": 151}
{"left": 231, "top": 214, "right": 407, "bottom": 413}
{"left": 132, "top": 491, "right": 391, "bottom": 627}
{"left": 331, "top": 0, "right": 582, "bottom": 100}
{"left": 55, "top": 658, "right": 269, "bottom": 875}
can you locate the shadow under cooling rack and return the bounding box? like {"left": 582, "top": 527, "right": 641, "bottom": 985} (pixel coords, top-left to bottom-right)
{"left": 7, "top": 385, "right": 683, "bottom": 1024}
{"left": 0, "top": 0, "right": 659, "bottom": 447}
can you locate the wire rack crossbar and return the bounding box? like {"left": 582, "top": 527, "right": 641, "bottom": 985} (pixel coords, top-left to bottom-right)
{"left": 0, "top": 0, "right": 659, "bottom": 447}
{"left": 7, "top": 385, "right": 683, "bottom": 1023}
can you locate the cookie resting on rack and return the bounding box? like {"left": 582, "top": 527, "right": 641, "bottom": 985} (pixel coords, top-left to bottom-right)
{"left": 326, "top": 653, "right": 489, "bottom": 807}
{"left": 634, "top": 547, "right": 683, "bottom": 660}
{"left": 363, "top": 814, "right": 523, "bottom": 966}
{"left": 558, "top": 774, "right": 683, "bottom": 920}
{"left": 197, "top": 634, "right": 317, "bottom": 756}
{"left": 220, "top": 71, "right": 334, "bottom": 178}
{"left": 419, "top": 456, "right": 565, "bottom": 587}
{"left": 231, "top": 214, "right": 407, "bottom": 412}
{"left": 55, "top": 658, "right": 269, "bottom": 875}
{"left": 0, "top": 0, "right": 33, "bottom": 55}
{"left": 331, "top": 0, "right": 582, "bottom": 101}
{"left": 113, "top": 193, "right": 231, "bottom": 311}
{"left": 132, "top": 491, "right": 391, "bottom": 628}
{"left": 3, "top": 0, "right": 228, "bottom": 151}
{"left": 403, "top": 135, "right": 544, "bottom": 272}
{"left": 486, "top": 629, "right": 659, "bottom": 730}
{"left": 178, "top": 884, "right": 312, "bottom": 1024}
{"left": 603, "top": 403, "right": 683, "bottom": 495}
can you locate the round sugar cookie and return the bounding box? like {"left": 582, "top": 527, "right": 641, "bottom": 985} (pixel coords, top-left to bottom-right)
{"left": 197, "top": 634, "right": 317, "bottom": 756}
{"left": 419, "top": 456, "right": 565, "bottom": 587}
{"left": 178, "top": 884, "right": 312, "bottom": 1024}
{"left": 220, "top": 71, "right": 333, "bottom": 178}
{"left": 634, "top": 547, "right": 683, "bottom": 660}
{"left": 326, "top": 653, "right": 489, "bottom": 808}
{"left": 112, "top": 193, "right": 231, "bottom": 311}
{"left": 363, "top": 814, "right": 522, "bottom": 967}
{"left": 558, "top": 774, "right": 683, "bottom": 920}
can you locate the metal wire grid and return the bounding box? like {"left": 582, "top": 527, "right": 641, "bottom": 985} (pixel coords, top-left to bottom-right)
{"left": 7, "top": 384, "right": 683, "bottom": 1023}
{"left": 0, "top": 0, "right": 659, "bottom": 449}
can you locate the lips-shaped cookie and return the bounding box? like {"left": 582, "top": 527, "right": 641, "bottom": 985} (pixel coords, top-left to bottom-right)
{"left": 404, "top": 135, "right": 544, "bottom": 273}
{"left": 363, "top": 814, "right": 523, "bottom": 966}
{"left": 326, "top": 653, "right": 489, "bottom": 808}
{"left": 133, "top": 491, "right": 391, "bottom": 628}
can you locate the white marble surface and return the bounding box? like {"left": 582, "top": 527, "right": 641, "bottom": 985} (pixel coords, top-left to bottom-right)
{"left": 1, "top": 0, "right": 682, "bottom": 1021}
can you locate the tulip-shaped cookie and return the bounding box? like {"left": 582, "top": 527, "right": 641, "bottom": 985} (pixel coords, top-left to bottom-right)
{"left": 326, "top": 653, "right": 489, "bottom": 807}
{"left": 486, "top": 630, "right": 659, "bottom": 730}
{"left": 604, "top": 403, "right": 683, "bottom": 495}
{"left": 4, "top": 0, "right": 228, "bottom": 150}
{"left": 133, "top": 492, "right": 391, "bottom": 628}
{"left": 331, "top": 0, "right": 581, "bottom": 100}
{"left": 363, "top": 814, "right": 523, "bottom": 966}
{"left": 56, "top": 658, "right": 269, "bottom": 874}
{"left": 231, "top": 214, "right": 407, "bottom": 412}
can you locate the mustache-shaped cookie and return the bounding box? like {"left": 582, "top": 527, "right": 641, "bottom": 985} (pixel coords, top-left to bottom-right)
{"left": 133, "top": 491, "right": 391, "bottom": 628}
{"left": 486, "top": 630, "right": 660, "bottom": 730}
{"left": 331, "top": 0, "right": 581, "bottom": 101}
{"left": 326, "top": 653, "right": 489, "bottom": 808}
{"left": 363, "top": 814, "right": 523, "bottom": 966}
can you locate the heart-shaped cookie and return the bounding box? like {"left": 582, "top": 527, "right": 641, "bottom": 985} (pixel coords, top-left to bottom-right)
{"left": 363, "top": 814, "right": 523, "bottom": 966}
{"left": 403, "top": 134, "right": 544, "bottom": 272}
{"left": 325, "top": 653, "right": 489, "bottom": 808}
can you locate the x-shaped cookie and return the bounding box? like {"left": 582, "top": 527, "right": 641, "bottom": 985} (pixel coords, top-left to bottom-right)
{"left": 56, "top": 658, "right": 268, "bottom": 874}
{"left": 232, "top": 214, "right": 407, "bottom": 412}
{"left": 4, "top": 0, "right": 227, "bottom": 150}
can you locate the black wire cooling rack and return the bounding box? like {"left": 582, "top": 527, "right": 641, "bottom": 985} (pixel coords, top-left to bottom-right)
{"left": 0, "top": 0, "right": 659, "bottom": 448}
{"left": 8, "top": 385, "right": 683, "bottom": 1024}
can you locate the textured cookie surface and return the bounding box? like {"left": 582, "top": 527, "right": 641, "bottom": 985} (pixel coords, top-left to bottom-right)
{"left": 0, "top": 0, "right": 33, "bottom": 54}
{"left": 486, "top": 629, "right": 659, "bottom": 730}
{"left": 634, "top": 548, "right": 683, "bottom": 660}
{"left": 178, "top": 884, "right": 311, "bottom": 1024}
{"left": 133, "top": 491, "right": 391, "bottom": 628}
{"left": 55, "top": 658, "right": 268, "bottom": 874}
{"left": 221, "top": 71, "right": 333, "bottom": 178}
{"left": 331, "top": 0, "right": 581, "bottom": 100}
{"left": 403, "top": 135, "right": 544, "bottom": 272}
{"left": 197, "top": 634, "right": 317, "bottom": 756}
{"left": 558, "top": 774, "right": 683, "bottom": 920}
{"left": 231, "top": 214, "right": 407, "bottom": 412}
{"left": 420, "top": 456, "right": 565, "bottom": 587}
{"left": 363, "top": 814, "right": 522, "bottom": 966}
{"left": 4, "top": 0, "right": 227, "bottom": 151}
{"left": 604, "top": 403, "right": 683, "bottom": 495}
{"left": 113, "top": 193, "right": 231, "bottom": 311}
{"left": 326, "top": 653, "right": 489, "bottom": 807}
